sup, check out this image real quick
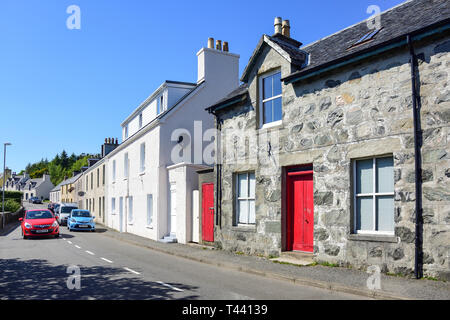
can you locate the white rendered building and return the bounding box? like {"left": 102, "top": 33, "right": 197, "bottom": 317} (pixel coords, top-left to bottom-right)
{"left": 105, "top": 39, "right": 239, "bottom": 244}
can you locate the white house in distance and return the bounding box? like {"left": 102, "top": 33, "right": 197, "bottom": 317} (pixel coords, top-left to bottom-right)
{"left": 22, "top": 174, "right": 54, "bottom": 201}
{"left": 105, "top": 38, "right": 239, "bottom": 244}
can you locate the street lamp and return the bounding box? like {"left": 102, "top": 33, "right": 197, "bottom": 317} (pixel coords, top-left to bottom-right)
{"left": 2, "top": 142, "right": 12, "bottom": 229}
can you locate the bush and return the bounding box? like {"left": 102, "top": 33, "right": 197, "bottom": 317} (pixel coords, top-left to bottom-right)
{"left": 4, "top": 199, "right": 21, "bottom": 213}
{"left": 3, "top": 191, "right": 23, "bottom": 202}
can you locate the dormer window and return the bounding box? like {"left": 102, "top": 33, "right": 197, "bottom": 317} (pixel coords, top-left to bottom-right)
{"left": 259, "top": 70, "right": 282, "bottom": 127}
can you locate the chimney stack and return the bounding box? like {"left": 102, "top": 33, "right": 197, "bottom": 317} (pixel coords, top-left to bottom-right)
{"left": 208, "top": 38, "right": 214, "bottom": 49}
{"left": 223, "top": 41, "right": 229, "bottom": 52}
{"left": 282, "top": 20, "right": 290, "bottom": 38}
{"left": 215, "top": 40, "right": 222, "bottom": 51}
{"left": 274, "top": 17, "right": 282, "bottom": 35}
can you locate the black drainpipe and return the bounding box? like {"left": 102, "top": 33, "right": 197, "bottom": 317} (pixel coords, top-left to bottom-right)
{"left": 407, "top": 34, "right": 423, "bottom": 279}
{"left": 210, "top": 110, "right": 222, "bottom": 229}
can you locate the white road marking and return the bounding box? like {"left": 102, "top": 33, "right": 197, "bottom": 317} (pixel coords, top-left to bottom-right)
{"left": 62, "top": 238, "right": 66, "bottom": 240}
{"left": 75, "top": 245, "right": 81, "bottom": 249}
{"left": 156, "top": 281, "right": 184, "bottom": 292}
{"left": 67, "top": 241, "right": 72, "bottom": 244}
{"left": 124, "top": 267, "right": 140, "bottom": 275}
{"left": 85, "top": 250, "right": 95, "bottom": 255}
{"left": 101, "top": 257, "right": 113, "bottom": 263}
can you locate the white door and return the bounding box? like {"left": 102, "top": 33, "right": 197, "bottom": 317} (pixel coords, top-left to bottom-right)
{"left": 192, "top": 190, "right": 199, "bottom": 243}
{"left": 169, "top": 183, "right": 177, "bottom": 235}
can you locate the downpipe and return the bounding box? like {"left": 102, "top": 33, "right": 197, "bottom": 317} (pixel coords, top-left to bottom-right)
{"left": 407, "top": 34, "right": 423, "bottom": 279}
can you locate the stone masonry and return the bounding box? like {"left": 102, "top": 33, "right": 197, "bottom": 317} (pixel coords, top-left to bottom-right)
{"left": 213, "top": 35, "right": 450, "bottom": 280}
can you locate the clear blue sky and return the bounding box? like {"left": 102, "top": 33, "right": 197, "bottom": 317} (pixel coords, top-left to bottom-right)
{"left": 0, "top": 0, "right": 405, "bottom": 173}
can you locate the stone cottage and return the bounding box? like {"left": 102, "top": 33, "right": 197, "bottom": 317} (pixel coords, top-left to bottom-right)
{"left": 206, "top": 0, "right": 450, "bottom": 280}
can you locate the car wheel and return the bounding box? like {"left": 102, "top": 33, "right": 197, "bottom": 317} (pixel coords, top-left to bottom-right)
{"left": 55, "top": 234, "right": 59, "bottom": 238}
{"left": 22, "top": 229, "right": 27, "bottom": 239}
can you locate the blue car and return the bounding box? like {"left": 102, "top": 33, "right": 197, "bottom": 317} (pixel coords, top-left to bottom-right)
{"left": 67, "top": 209, "right": 96, "bottom": 232}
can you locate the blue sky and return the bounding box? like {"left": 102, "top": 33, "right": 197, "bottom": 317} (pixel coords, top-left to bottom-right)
{"left": 0, "top": 0, "right": 405, "bottom": 173}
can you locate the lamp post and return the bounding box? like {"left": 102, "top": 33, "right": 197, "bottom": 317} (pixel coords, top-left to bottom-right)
{"left": 2, "top": 142, "right": 12, "bottom": 229}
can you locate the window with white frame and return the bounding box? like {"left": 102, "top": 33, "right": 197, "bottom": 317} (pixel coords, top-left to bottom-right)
{"left": 124, "top": 125, "right": 128, "bottom": 139}
{"left": 111, "top": 198, "right": 116, "bottom": 215}
{"left": 353, "top": 156, "right": 394, "bottom": 234}
{"left": 147, "top": 194, "right": 153, "bottom": 226}
{"left": 124, "top": 153, "right": 129, "bottom": 178}
{"left": 260, "top": 70, "right": 282, "bottom": 127}
{"left": 157, "top": 95, "right": 164, "bottom": 114}
{"left": 235, "top": 172, "right": 256, "bottom": 225}
{"left": 128, "top": 196, "right": 133, "bottom": 223}
{"left": 112, "top": 160, "right": 116, "bottom": 182}
{"left": 138, "top": 113, "right": 143, "bottom": 129}
{"left": 140, "top": 143, "right": 146, "bottom": 173}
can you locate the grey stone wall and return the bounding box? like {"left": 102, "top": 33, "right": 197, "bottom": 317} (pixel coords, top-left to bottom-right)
{"left": 214, "top": 36, "right": 450, "bottom": 280}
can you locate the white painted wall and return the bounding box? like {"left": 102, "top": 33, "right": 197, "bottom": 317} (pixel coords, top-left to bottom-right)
{"left": 105, "top": 43, "right": 239, "bottom": 243}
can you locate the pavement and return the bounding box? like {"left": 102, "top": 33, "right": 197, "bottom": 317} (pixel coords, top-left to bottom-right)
{"left": 97, "top": 223, "right": 450, "bottom": 300}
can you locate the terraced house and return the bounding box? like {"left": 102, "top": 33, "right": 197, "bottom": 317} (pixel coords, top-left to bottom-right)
{"left": 206, "top": 0, "right": 450, "bottom": 280}
{"left": 105, "top": 38, "right": 239, "bottom": 244}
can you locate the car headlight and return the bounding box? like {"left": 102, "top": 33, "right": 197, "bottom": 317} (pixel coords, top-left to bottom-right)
{"left": 52, "top": 221, "right": 58, "bottom": 227}
{"left": 24, "top": 222, "right": 32, "bottom": 229}
{"left": 71, "top": 218, "right": 76, "bottom": 223}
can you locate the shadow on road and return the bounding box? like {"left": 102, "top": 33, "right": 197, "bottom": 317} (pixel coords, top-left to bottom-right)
{"left": 0, "top": 258, "right": 199, "bottom": 300}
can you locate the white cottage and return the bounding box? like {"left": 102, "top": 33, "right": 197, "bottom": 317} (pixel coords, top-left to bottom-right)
{"left": 105, "top": 39, "right": 239, "bottom": 244}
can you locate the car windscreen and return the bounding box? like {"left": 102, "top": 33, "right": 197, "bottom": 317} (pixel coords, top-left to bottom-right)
{"left": 26, "top": 211, "right": 54, "bottom": 219}
{"left": 72, "top": 211, "right": 91, "bottom": 218}
{"left": 61, "top": 206, "right": 77, "bottom": 213}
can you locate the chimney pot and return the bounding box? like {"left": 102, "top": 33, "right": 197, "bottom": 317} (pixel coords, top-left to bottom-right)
{"left": 208, "top": 38, "right": 214, "bottom": 49}
{"left": 223, "top": 41, "right": 229, "bottom": 52}
{"left": 115, "top": 138, "right": 118, "bottom": 145}
{"left": 282, "top": 20, "right": 290, "bottom": 38}
{"left": 274, "top": 17, "right": 282, "bottom": 35}
{"left": 216, "top": 40, "right": 222, "bottom": 51}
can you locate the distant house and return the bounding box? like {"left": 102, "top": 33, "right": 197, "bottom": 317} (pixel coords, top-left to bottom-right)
{"left": 22, "top": 174, "right": 54, "bottom": 201}
{"left": 50, "top": 181, "right": 64, "bottom": 203}
{"left": 60, "top": 173, "right": 83, "bottom": 203}
{"left": 206, "top": 0, "right": 450, "bottom": 280}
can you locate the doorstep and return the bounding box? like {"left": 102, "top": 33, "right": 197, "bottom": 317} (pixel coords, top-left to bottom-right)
{"left": 271, "top": 251, "right": 315, "bottom": 266}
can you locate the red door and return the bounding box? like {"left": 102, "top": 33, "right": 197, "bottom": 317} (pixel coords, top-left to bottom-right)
{"left": 202, "top": 183, "right": 214, "bottom": 242}
{"left": 286, "top": 171, "right": 314, "bottom": 252}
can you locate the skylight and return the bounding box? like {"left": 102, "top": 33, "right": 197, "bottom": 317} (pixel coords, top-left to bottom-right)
{"left": 351, "top": 27, "right": 383, "bottom": 47}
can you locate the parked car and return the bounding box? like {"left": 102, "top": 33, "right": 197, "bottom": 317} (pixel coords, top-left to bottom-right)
{"left": 47, "top": 203, "right": 55, "bottom": 212}
{"left": 56, "top": 203, "right": 78, "bottom": 226}
{"left": 67, "top": 209, "right": 96, "bottom": 232}
{"left": 19, "top": 209, "right": 59, "bottom": 239}
{"left": 29, "top": 197, "right": 42, "bottom": 204}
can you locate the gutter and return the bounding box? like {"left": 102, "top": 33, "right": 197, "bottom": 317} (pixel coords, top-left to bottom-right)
{"left": 282, "top": 21, "right": 450, "bottom": 85}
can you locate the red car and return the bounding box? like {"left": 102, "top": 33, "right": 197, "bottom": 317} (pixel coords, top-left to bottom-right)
{"left": 19, "top": 209, "right": 60, "bottom": 239}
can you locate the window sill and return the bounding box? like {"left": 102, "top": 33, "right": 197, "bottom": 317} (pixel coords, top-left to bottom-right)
{"left": 146, "top": 225, "right": 153, "bottom": 229}
{"left": 139, "top": 171, "right": 146, "bottom": 176}
{"left": 231, "top": 224, "right": 257, "bottom": 232}
{"left": 348, "top": 234, "right": 398, "bottom": 243}
{"left": 259, "top": 120, "right": 283, "bottom": 131}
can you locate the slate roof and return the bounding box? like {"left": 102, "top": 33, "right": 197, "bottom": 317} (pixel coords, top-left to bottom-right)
{"left": 207, "top": 0, "right": 450, "bottom": 113}
{"left": 240, "top": 33, "right": 307, "bottom": 83}
{"left": 283, "top": 0, "right": 450, "bottom": 83}
{"left": 60, "top": 173, "right": 83, "bottom": 186}
{"left": 206, "top": 84, "right": 249, "bottom": 113}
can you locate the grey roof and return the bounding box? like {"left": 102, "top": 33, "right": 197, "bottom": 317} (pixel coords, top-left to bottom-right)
{"left": 206, "top": 84, "right": 249, "bottom": 113}
{"left": 283, "top": 0, "right": 450, "bottom": 83}
{"left": 60, "top": 173, "right": 83, "bottom": 186}
{"left": 240, "top": 33, "right": 307, "bottom": 83}
{"left": 51, "top": 181, "right": 64, "bottom": 192}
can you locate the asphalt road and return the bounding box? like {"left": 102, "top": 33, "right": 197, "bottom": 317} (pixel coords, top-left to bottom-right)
{"left": 0, "top": 203, "right": 366, "bottom": 300}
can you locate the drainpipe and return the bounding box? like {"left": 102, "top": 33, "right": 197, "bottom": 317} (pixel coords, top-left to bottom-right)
{"left": 210, "top": 110, "right": 222, "bottom": 229}
{"left": 407, "top": 34, "right": 423, "bottom": 279}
